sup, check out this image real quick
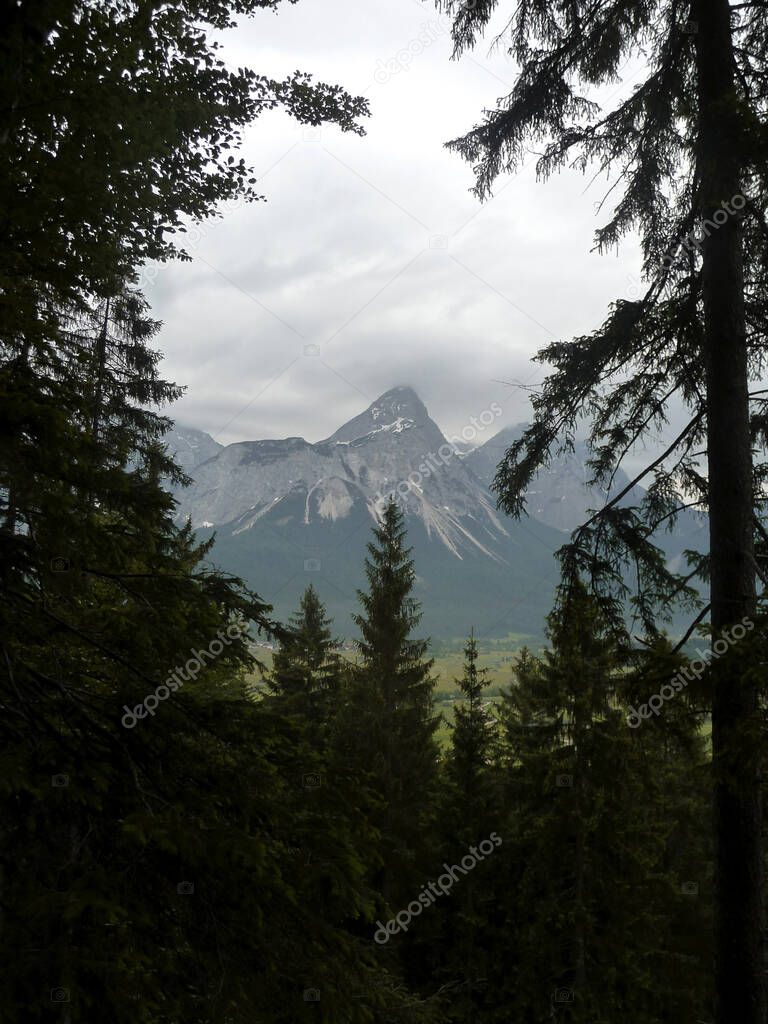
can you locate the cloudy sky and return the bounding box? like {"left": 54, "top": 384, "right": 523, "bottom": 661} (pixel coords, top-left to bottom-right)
{"left": 146, "top": 0, "right": 648, "bottom": 447}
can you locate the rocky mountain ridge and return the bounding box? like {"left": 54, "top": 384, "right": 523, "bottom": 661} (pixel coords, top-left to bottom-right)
{"left": 172, "top": 387, "right": 514, "bottom": 562}
{"left": 168, "top": 387, "right": 705, "bottom": 638}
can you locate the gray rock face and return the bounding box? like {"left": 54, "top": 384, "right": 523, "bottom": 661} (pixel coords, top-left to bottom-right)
{"left": 165, "top": 425, "right": 222, "bottom": 476}
{"left": 171, "top": 386, "right": 512, "bottom": 560}
{"left": 320, "top": 385, "right": 433, "bottom": 444}
{"left": 165, "top": 388, "right": 706, "bottom": 638}
{"left": 464, "top": 425, "right": 633, "bottom": 534}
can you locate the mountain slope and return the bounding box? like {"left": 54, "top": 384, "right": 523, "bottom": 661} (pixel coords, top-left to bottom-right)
{"left": 464, "top": 426, "right": 635, "bottom": 533}
{"left": 170, "top": 388, "right": 706, "bottom": 639}
{"left": 171, "top": 388, "right": 566, "bottom": 638}
{"left": 466, "top": 425, "right": 708, "bottom": 565}
{"left": 165, "top": 425, "right": 222, "bottom": 475}
{"left": 173, "top": 387, "right": 517, "bottom": 563}
{"left": 199, "top": 493, "right": 564, "bottom": 640}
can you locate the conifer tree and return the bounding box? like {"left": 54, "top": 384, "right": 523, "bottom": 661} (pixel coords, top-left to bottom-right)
{"left": 434, "top": 630, "right": 500, "bottom": 1023}
{"left": 0, "top": 4, "right": 373, "bottom": 1019}
{"left": 439, "top": 2, "right": 767, "bottom": 1015}
{"left": 340, "top": 500, "right": 439, "bottom": 906}
{"left": 1, "top": 0, "right": 369, "bottom": 699}
{"left": 269, "top": 584, "right": 341, "bottom": 729}
{"left": 447, "top": 629, "right": 496, "bottom": 818}
{"left": 487, "top": 584, "right": 712, "bottom": 1023}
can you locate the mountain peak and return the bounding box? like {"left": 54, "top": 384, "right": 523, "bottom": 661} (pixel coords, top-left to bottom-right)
{"left": 369, "top": 385, "right": 428, "bottom": 421}
{"left": 321, "top": 386, "right": 432, "bottom": 445}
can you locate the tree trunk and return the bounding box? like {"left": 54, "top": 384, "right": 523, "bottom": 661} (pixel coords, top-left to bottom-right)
{"left": 694, "top": 1, "right": 765, "bottom": 1021}
{"left": 91, "top": 298, "right": 110, "bottom": 444}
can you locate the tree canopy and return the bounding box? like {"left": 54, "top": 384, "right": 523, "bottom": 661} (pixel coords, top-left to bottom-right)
{"left": 439, "top": 4, "right": 767, "bottom": 1018}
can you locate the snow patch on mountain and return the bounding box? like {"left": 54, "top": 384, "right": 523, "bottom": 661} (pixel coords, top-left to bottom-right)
{"left": 170, "top": 387, "right": 514, "bottom": 561}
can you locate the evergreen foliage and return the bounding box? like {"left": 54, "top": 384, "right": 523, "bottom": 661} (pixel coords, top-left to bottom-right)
{"left": 0, "top": 1, "right": 748, "bottom": 1019}
{"left": 339, "top": 500, "right": 440, "bottom": 907}
{"left": 447, "top": 629, "right": 497, "bottom": 818}
{"left": 438, "top": 1, "right": 768, "bottom": 1016}
{"left": 485, "top": 584, "right": 712, "bottom": 1023}
{"left": 269, "top": 583, "right": 342, "bottom": 730}
{"left": 431, "top": 631, "right": 500, "bottom": 1023}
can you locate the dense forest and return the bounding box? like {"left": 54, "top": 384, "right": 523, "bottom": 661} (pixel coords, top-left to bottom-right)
{"left": 2, "top": 1, "right": 767, "bottom": 1022}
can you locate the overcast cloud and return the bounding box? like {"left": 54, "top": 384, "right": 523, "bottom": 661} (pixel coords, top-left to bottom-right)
{"left": 145, "top": 0, "right": 649, "bottom": 447}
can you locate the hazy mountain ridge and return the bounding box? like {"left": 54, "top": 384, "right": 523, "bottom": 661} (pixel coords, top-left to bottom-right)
{"left": 165, "top": 425, "right": 223, "bottom": 476}
{"left": 172, "top": 387, "right": 515, "bottom": 562}
{"left": 463, "top": 424, "right": 707, "bottom": 569}
{"left": 169, "top": 387, "right": 706, "bottom": 637}
{"left": 464, "top": 425, "right": 636, "bottom": 533}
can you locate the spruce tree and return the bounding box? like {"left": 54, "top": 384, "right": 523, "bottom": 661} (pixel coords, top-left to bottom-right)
{"left": 447, "top": 629, "right": 496, "bottom": 817}
{"left": 0, "top": 3, "right": 374, "bottom": 1019}
{"left": 269, "top": 584, "right": 341, "bottom": 729}
{"left": 435, "top": 630, "right": 499, "bottom": 1023}
{"left": 488, "top": 584, "right": 712, "bottom": 1023}
{"left": 1, "top": 0, "right": 369, "bottom": 694}
{"left": 439, "top": 2, "right": 767, "bottom": 1015}
{"left": 341, "top": 500, "right": 439, "bottom": 906}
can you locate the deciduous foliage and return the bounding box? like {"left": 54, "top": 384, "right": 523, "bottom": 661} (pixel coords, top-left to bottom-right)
{"left": 0, "top": 2, "right": 375, "bottom": 1020}
{"left": 0, "top": 0, "right": 369, "bottom": 309}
